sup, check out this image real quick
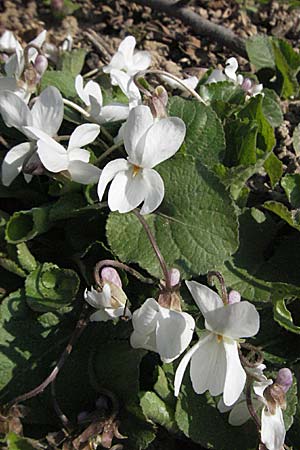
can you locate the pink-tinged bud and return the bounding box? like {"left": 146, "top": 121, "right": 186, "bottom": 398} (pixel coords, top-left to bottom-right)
{"left": 228, "top": 290, "right": 241, "bottom": 304}
{"left": 149, "top": 85, "right": 168, "bottom": 118}
{"left": 241, "top": 78, "right": 252, "bottom": 92}
{"left": 0, "top": 53, "right": 9, "bottom": 62}
{"left": 34, "top": 54, "right": 48, "bottom": 78}
{"left": 101, "top": 267, "right": 122, "bottom": 288}
{"left": 168, "top": 268, "right": 180, "bottom": 287}
{"left": 51, "top": 0, "right": 64, "bottom": 10}
{"left": 276, "top": 368, "right": 293, "bottom": 394}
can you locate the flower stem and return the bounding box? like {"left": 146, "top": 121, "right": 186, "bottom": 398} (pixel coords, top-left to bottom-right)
{"left": 135, "top": 69, "right": 207, "bottom": 104}
{"left": 94, "top": 259, "right": 155, "bottom": 287}
{"left": 95, "top": 141, "right": 124, "bottom": 166}
{"left": 6, "top": 305, "right": 89, "bottom": 409}
{"left": 63, "top": 98, "right": 90, "bottom": 118}
{"left": 207, "top": 271, "right": 228, "bottom": 305}
{"left": 246, "top": 379, "right": 261, "bottom": 431}
{"left": 132, "top": 209, "right": 171, "bottom": 290}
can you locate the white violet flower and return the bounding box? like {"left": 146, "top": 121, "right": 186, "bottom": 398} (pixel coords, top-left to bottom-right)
{"left": 97, "top": 104, "right": 186, "bottom": 214}
{"left": 0, "top": 86, "right": 63, "bottom": 186}
{"left": 24, "top": 123, "right": 101, "bottom": 185}
{"left": 130, "top": 297, "right": 195, "bottom": 363}
{"left": 85, "top": 267, "right": 131, "bottom": 322}
{"left": 174, "top": 281, "right": 260, "bottom": 406}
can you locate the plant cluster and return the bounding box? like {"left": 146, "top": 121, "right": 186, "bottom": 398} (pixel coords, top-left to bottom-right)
{"left": 0, "top": 28, "right": 300, "bottom": 450}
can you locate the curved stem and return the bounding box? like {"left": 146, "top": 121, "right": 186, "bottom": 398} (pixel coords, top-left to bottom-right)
{"left": 246, "top": 379, "right": 261, "bottom": 431}
{"left": 51, "top": 380, "right": 73, "bottom": 431}
{"left": 207, "top": 271, "right": 228, "bottom": 305}
{"left": 63, "top": 98, "right": 90, "bottom": 118}
{"left": 132, "top": 209, "right": 171, "bottom": 290}
{"left": 135, "top": 69, "right": 206, "bottom": 104}
{"left": 7, "top": 306, "right": 90, "bottom": 409}
{"left": 94, "top": 259, "right": 155, "bottom": 287}
{"left": 240, "top": 342, "right": 264, "bottom": 369}
{"left": 95, "top": 141, "right": 124, "bottom": 166}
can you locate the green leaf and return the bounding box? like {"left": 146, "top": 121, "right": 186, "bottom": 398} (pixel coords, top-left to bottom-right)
{"left": 0, "top": 253, "right": 26, "bottom": 277}
{"left": 175, "top": 378, "right": 257, "bottom": 449}
{"left": 41, "top": 70, "right": 76, "bottom": 98}
{"left": 198, "top": 81, "right": 245, "bottom": 105}
{"left": 273, "top": 299, "right": 300, "bottom": 334}
{"left": 264, "top": 151, "right": 283, "bottom": 188}
{"left": 264, "top": 200, "right": 300, "bottom": 231}
{"left": 293, "top": 123, "right": 300, "bottom": 156}
{"left": 107, "top": 156, "right": 239, "bottom": 278}
{"left": 168, "top": 97, "right": 225, "bottom": 168}
{"left": 140, "top": 391, "right": 178, "bottom": 432}
{"left": 16, "top": 242, "right": 37, "bottom": 272}
{"left": 282, "top": 173, "right": 300, "bottom": 208}
{"left": 25, "top": 262, "right": 80, "bottom": 312}
{"left": 60, "top": 48, "right": 86, "bottom": 76}
{"left": 5, "top": 206, "right": 51, "bottom": 244}
{"left": 246, "top": 35, "right": 275, "bottom": 70}
{"left": 6, "top": 433, "right": 37, "bottom": 450}
{"left": 261, "top": 88, "right": 283, "bottom": 127}
{"left": 272, "top": 40, "right": 299, "bottom": 98}
{"left": 154, "top": 366, "right": 174, "bottom": 403}
{"left": 225, "top": 119, "right": 258, "bottom": 166}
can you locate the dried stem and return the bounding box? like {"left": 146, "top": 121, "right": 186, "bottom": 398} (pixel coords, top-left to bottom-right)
{"left": 240, "top": 342, "right": 264, "bottom": 369}
{"left": 94, "top": 259, "right": 155, "bottom": 287}
{"left": 6, "top": 305, "right": 90, "bottom": 409}
{"left": 207, "top": 271, "right": 228, "bottom": 305}
{"left": 132, "top": 209, "right": 171, "bottom": 290}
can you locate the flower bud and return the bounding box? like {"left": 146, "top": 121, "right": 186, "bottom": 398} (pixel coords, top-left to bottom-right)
{"left": 168, "top": 268, "right": 180, "bottom": 287}
{"left": 241, "top": 77, "right": 252, "bottom": 93}
{"left": 34, "top": 54, "right": 48, "bottom": 79}
{"left": 149, "top": 85, "right": 168, "bottom": 118}
{"left": 276, "top": 368, "right": 293, "bottom": 394}
{"left": 228, "top": 290, "right": 241, "bottom": 304}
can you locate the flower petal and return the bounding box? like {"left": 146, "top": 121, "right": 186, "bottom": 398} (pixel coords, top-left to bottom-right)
{"left": 261, "top": 406, "right": 286, "bottom": 450}
{"left": 190, "top": 332, "right": 226, "bottom": 396}
{"left": 68, "top": 123, "right": 100, "bottom": 150}
{"left": 174, "top": 340, "right": 203, "bottom": 397}
{"left": 97, "top": 158, "right": 130, "bottom": 201}
{"left": 107, "top": 168, "right": 148, "bottom": 213}
{"left": 31, "top": 86, "right": 64, "bottom": 136}
{"left": 98, "top": 104, "right": 130, "bottom": 123}
{"left": 90, "top": 310, "right": 112, "bottom": 322}
{"left": 123, "top": 105, "right": 153, "bottom": 162}
{"left": 68, "top": 161, "right": 101, "bottom": 184}
{"left": 119, "top": 35, "right": 136, "bottom": 60}
{"left": 110, "top": 69, "right": 141, "bottom": 102}
{"left": 223, "top": 339, "right": 246, "bottom": 406}
{"left": 0, "top": 90, "right": 30, "bottom": 131}
{"left": 131, "top": 51, "right": 151, "bottom": 73}
{"left": 137, "top": 117, "right": 186, "bottom": 168}
{"left": 139, "top": 168, "right": 164, "bottom": 214}
{"left": 68, "top": 148, "right": 90, "bottom": 162}
{"left": 156, "top": 307, "right": 195, "bottom": 363}
{"left": 103, "top": 52, "right": 126, "bottom": 75}
{"left": 0, "top": 30, "right": 19, "bottom": 52}
{"left": 206, "top": 69, "right": 226, "bottom": 84}
{"left": 224, "top": 57, "right": 238, "bottom": 82}
{"left": 185, "top": 281, "right": 223, "bottom": 316}
{"left": 35, "top": 135, "right": 68, "bottom": 173}
{"left": 130, "top": 328, "right": 157, "bottom": 352}
{"left": 228, "top": 399, "right": 261, "bottom": 426}
{"left": 205, "top": 301, "right": 260, "bottom": 339}
{"left": 131, "top": 298, "right": 159, "bottom": 334}
{"left": 1, "top": 142, "right": 32, "bottom": 186}
{"left": 75, "top": 75, "right": 103, "bottom": 107}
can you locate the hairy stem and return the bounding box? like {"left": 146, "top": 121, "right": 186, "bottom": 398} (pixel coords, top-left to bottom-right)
{"left": 246, "top": 379, "right": 261, "bottom": 431}
{"left": 207, "top": 271, "right": 228, "bottom": 305}
{"left": 94, "top": 259, "right": 155, "bottom": 287}
{"left": 132, "top": 209, "right": 171, "bottom": 290}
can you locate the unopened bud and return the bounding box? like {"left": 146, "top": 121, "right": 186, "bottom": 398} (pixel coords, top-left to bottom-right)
{"left": 101, "top": 267, "right": 122, "bottom": 288}
{"left": 168, "top": 268, "right": 180, "bottom": 287}
{"left": 149, "top": 85, "right": 168, "bottom": 118}
{"left": 276, "top": 368, "right": 293, "bottom": 394}
{"left": 34, "top": 54, "right": 48, "bottom": 79}
{"left": 241, "top": 78, "right": 252, "bottom": 92}
{"left": 228, "top": 290, "right": 241, "bottom": 304}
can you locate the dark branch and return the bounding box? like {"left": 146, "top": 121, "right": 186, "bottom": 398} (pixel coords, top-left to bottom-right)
{"left": 133, "top": 0, "right": 247, "bottom": 58}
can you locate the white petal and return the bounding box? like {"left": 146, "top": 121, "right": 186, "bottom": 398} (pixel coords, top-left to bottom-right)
{"left": 36, "top": 136, "right": 68, "bottom": 173}
{"left": 84, "top": 287, "right": 107, "bottom": 309}
{"left": 253, "top": 379, "right": 273, "bottom": 399}
{"left": 206, "top": 69, "right": 226, "bottom": 84}
{"left": 0, "top": 90, "right": 30, "bottom": 130}
{"left": 217, "top": 397, "right": 234, "bottom": 414}
{"left": 107, "top": 168, "right": 147, "bottom": 213}
{"left": 156, "top": 307, "right": 195, "bottom": 363}
{"left": 68, "top": 161, "right": 101, "bottom": 184}
{"left": 68, "top": 148, "right": 90, "bottom": 162}
{"left": 75, "top": 75, "right": 103, "bottom": 107}
{"left": 123, "top": 105, "right": 153, "bottom": 162}
{"left": 98, "top": 104, "right": 130, "bottom": 123}
{"left": 205, "top": 301, "right": 260, "bottom": 339}
{"left": 5, "top": 49, "right": 24, "bottom": 78}
{"left": 139, "top": 168, "right": 164, "bottom": 214}
{"left": 223, "top": 340, "right": 246, "bottom": 406}
{"left": 103, "top": 53, "right": 126, "bottom": 75}
{"left": 174, "top": 340, "right": 203, "bottom": 397}
{"left": 190, "top": 333, "right": 226, "bottom": 396}
{"left": 29, "top": 30, "right": 47, "bottom": 49}
{"left": 130, "top": 328, "right": 157, "bottom": 352}
{"left": 130, "top": 51, "right": 151, "bottom": 74}
{"left": 225, "top": 57, "right": 238, "bottom": 82}
{"left": 131, "top": 298, "right": 159, "bottom": 334}
{"left": 68, "top": 123, "right": 100, "bottom": 150}
{"left": 104, "top": 306, "right": 129, "bottom": 319}
{"left": 31, "top": 86, "right": 64, "bottom": 136}
{"left": 228, "top": 399, "right": 256, "bottom": 426}
{"left": 185, "top": 281, "right": 223, "bottom": 316}
{"left": 119, "top": 35, "right": 136, "bottom": 60}
{"left": 97, "top": 158, "right": 130, "bottom": 201}
{"left": 0, "top": 31, "right": 19, "bottom": 52}
{"left": 110, "top": 69, "right": 141, "bottom": 102}
{"left": 182, "top": 76, "right": 199, "bottom": 90}
{"left": 90, "top": 310, "right": 112, "bottom": 322}
{"left": 261, "top": 406, "right": 286, "bottom": 450}
{"left": 137, "top": 117, "right": 186, "bottom": 168}
{"left": 1, "top": 142, "right": 32, "bottom": 186}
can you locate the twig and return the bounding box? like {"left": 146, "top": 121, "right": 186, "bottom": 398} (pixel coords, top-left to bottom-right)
{"left": 84, "top": 30, "right": 112, "bottom": 63}
{"left": 6, "top": 305, "right": 90, "bottom": 409}
{"left": 133, "top": 0, "right": 247, "bottom": 58}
